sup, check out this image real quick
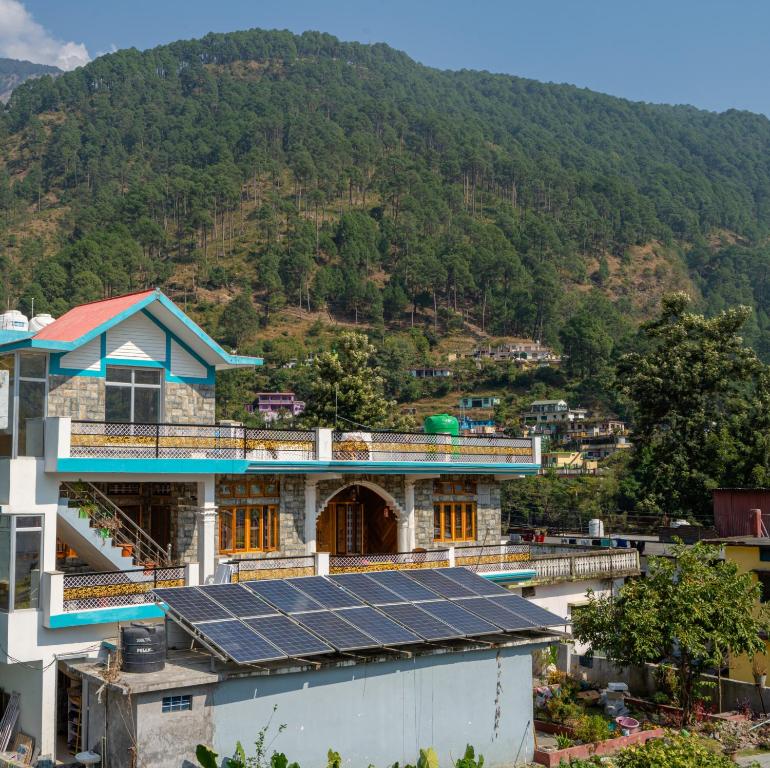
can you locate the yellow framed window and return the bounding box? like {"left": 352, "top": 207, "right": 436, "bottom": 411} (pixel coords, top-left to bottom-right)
{"left": 433, "top": 502, "right": 476, "bottom": 542}
{"left": 218, "top": 505, "right": 279, "bottom": 553}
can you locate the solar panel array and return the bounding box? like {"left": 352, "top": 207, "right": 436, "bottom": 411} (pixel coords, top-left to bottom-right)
{"left": 153, "top": 567, "right": 565, "bottom": 666}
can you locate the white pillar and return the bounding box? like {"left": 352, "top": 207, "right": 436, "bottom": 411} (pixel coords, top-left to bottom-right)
{"left": 305, "top": 477, "right": 318, "bottom": 554}
{"left": 196, "top": 477, "right": 217, "bottom": 584}
{"left": 314, "top": 551, "right": 330, "bottom": 576}
{"left": 39, "top": 659, "right": 58, "bottom": 758}
{"left": 402, "top": 480, "right": 417, "bottom": 552}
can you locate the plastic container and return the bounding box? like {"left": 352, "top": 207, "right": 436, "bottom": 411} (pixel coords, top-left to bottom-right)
{"left": 588, "top": 518, "right": 604, "bottom": 537}
{"left": 121, "top": 623, "right": 165, "bottom": 673}
{"left": 423, "top": 413, "right": 459, "bottom": 436}
{"left": 615, "top": 716, "right": 640, "bottom": 734}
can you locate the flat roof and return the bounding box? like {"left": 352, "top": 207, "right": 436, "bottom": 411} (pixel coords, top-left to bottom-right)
{"left": 64, "top": 633, "right": 561, "bottom": 695}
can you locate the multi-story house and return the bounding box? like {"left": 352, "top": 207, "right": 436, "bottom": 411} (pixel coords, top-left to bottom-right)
{"left": 459, "top": 395, "right": 501, "bottom": 410}
{"left": 246, "top": 392, "right": 306, "bottom": 421}
{"left": 0, "top": 289, "right": 544, "bottom": 765}
{"left": 521, "top": 399, "right": 588, "bottom": 435}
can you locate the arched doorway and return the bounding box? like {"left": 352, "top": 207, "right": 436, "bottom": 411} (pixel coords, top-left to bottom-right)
{"left": 316, "top": 484, "right": 398, "bottom": 555}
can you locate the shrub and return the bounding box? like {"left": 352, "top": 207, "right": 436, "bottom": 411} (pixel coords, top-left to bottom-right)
{"left": 614, "top": 732, "right": 738, "bottom": 768}
{"left": 555, "top": 734, "right": 574, "bottom": 750}
{"left": 572, "top": 714, "right": 611, "bottom": 744}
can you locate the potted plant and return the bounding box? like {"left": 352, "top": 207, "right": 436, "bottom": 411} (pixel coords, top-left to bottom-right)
{"left": 753, "top": 656, "right": 767, "bottom": 688}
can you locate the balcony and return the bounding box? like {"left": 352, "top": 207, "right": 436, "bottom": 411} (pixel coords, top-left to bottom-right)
{"left": 44, "top": 418, "right": 541, "bottom": 476}
{"left": 39, "top": 545, "right": 639, "bottom": 628}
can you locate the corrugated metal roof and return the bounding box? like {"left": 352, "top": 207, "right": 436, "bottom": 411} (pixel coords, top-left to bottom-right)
{"left": 33, "top": 289, "right": 155, "bottom": 342}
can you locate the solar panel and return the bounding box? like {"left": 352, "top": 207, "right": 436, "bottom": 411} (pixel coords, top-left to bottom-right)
{"left": 193, "top": 619, "right": 285, "bottom": 664}
{"left": 245, "top": 615, "right": 333, "bottom": 657}
{"left": 287, "top": 576, "right": 363, "bottom": 609}
{"left": 379, "top": 603, "right": 464, "bottom": 641}
{"left": 490, "top": 595, "right": 566, "bottom": 627}
{"left": 455, "top": 597, "right": 536, "bottom": 632}
{"left": 201, "top": 584, "right": 278, "bottom": 618}
{"left": 294, "top": 610, "right": 378, "bottom": 652}
{"left": 419, "top": 600, "right": 500, "bottom": 636}
{"left": 334, "top": 606, "right": 421, "bottom": 646}
{"left": 244, "top": 579, "right": 325, "bottom": 613}
{"left": 365, "top": 570, "right": 440, "bottom": 602}
{"left": 328, "top": 573, "right": 404, "bottom": 605}
{"left": 154, "top": 587, "right": 231, "bottom": 623}
{"left": 403, "top": 569, "right": 478, "bottom": 598}
{"left": 436, "top": 567, "right": 511, "bottom": 596}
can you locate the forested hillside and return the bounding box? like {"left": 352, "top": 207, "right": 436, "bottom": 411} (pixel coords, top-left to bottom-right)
{"left": 0, "top": 58, "right": 61, "bottom": 104}
{"left": 2, "top": 28, "right": 770, "bottom": 368}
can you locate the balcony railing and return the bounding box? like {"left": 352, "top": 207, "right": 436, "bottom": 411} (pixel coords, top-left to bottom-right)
{"left": 454, "top": 543, "right": 531, "bottom": 572}
{"left": 528, "top": 548, "right": 640, "bottom": 582}
{"left": 332, "top": 431, "right": 536, "bottom": 464}
{"left": 62, "top": 565, "right": 185, "bottom": 611}
{"left": 329, "top": 549, "right": 450, "bottom": 574}
{"left": 232, "top": 554, "right": 315, "bottom": 582}
{"left": 69, "top": 421, "right": 316, "bottom": 460}
{"left": 53, "top": 419, "right": 540, "bottom": 467}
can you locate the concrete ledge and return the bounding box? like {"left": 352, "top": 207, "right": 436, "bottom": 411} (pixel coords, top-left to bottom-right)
{"left": 49, "top": 603, "right": 164, "bottom": 628}
{"left": 533, "top": 723, "right": 665, "bottom": 766}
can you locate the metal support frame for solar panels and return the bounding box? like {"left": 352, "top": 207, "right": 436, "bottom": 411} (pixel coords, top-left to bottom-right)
{"left": 162, "top": 611, "right": 276, "bottom": 671}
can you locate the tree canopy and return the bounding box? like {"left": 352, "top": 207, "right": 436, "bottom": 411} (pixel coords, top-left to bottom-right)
{"left": 573, "top": 541, "right": 769, "bottom": 723}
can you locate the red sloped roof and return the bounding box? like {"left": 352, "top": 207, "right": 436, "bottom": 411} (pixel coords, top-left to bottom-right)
{"left": 33, "top": 290, "right": 156, "bottom": 342}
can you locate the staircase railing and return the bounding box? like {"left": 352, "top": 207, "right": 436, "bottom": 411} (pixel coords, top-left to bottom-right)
{"left": 60, "top": 481, "right": 173, "bottom": 568}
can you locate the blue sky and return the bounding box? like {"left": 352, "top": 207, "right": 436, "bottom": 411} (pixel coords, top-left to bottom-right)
{"left": 6, "top": 0, "right": 770, "bottom": 116}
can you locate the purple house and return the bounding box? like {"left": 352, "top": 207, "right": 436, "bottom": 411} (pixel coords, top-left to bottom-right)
{"left": 246, "top": 392, "right": 306, "bottom": 421}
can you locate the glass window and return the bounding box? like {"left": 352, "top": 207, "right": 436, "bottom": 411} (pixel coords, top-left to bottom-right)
{"left": 0, "top": 355, "right": 14, "bottom": 458}
{"left": 18, "top": 379, "right": 46, "bottom": 456}
{"left": 134, "top": 387, "right": 159, "bottom": 423}
{"left": 218, "top": 505, "right": 278, "bottom": 553}
{"left": 14, "top": 529, "right": 41, "bottom": 609}
{"left": 433, "top": 502, "right": 476, "bottom": 543}
{"left": 19, "top": 353, "right": 47, "bottom": 379}
{"left": 0, "top": 518, "right": 10, "bottom": 611}
{"left": 105, "top": 386, "right": 131, "bottom": 422}
{"left": 105, "top": 366, "right": 162, "bottom": 423}
{"left": 106, "top": 367, "right": 132, "bottom": 383}
{"left": 162, "top": 695, "right": 192, "bottom": 713}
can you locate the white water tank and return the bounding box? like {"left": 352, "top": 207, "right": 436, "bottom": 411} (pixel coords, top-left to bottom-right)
{"left": 588, "top": 518, "right": 605, "bottom": 537}
{"left": 0, "top": 310, "right": 29, "bottom": 332}
{"left": 29, "top": 313, "right": 55, "bottom": 332}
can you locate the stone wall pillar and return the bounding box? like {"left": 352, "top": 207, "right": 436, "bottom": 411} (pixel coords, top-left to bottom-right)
{"left": 401, "top": 480, "right": 417, "bottom": 552}
{"left": 196, "top": 477, "right": 217, "bottom": 584}
{"left": 304, "top": 477, "right": 319, "bottom": 555}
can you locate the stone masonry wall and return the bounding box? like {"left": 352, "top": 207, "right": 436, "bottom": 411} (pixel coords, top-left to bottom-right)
{"left": 279, "top": 475, "right": 307, "bottom": 556}
{"left": 48, "top": 374, "right": 104, "bottom": 419}
{"left": 170, "top": 482, "right": 199, "bottom": 563}
{"left": 413, "top": 479, "right": 435, "bottom": 549}
{"left": 164, "top": 381, "right": 215, "bottom": 424}
{"left": 47, "top": 375, "right": 214, "bottom": 424}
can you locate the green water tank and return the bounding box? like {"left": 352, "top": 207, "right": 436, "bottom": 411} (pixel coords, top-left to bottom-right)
{"left": 423, "top": 413, "right": 459, "bottom": 436}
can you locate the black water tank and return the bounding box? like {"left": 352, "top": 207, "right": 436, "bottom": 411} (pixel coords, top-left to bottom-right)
{"left": 121, "top": 623, "right": 165, "bottom": 673}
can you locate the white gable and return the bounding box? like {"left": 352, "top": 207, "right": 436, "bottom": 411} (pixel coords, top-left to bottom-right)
{"left": 170, "top": 339, "right": 207, "bottom": 379}
{"left": 59, "top": 336, "right": 101, "bottom": 372}
{"left": 105, "top": 313, "right": 166, "bottom": 363}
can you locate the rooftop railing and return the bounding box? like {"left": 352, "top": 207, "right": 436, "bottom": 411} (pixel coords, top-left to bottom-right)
{"left": 56, "top": 420, "right": 539, "bottom": 466}
{"left": 331, "top": 430, "right": 536, "bottom": 464}
{"left": 68, "top": 421, "right": 316, "bottom": 460}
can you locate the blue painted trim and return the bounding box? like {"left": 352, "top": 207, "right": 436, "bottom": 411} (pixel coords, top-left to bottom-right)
{"left": 0, "top": 290, "right": 261, "bottom": 368}
{"left": 56, "top": 457, "right": 540, "bottom": 476}
{"left": 50, "top": 333, "right": 108, "bottom": 377}
{"left": 141, "top": 308, "right": 215, "bottom": 384}
{"left": 48, "top": 603, "right": 164, "bottom": 628}
{"left": 483, "top": 570, "right": 538, "bottom": 583}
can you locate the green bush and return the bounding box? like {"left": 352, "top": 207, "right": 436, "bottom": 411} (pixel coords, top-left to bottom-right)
{"left": 572, "top": 714, "right": 611, "bottom": 744}
{"left": 555, "top": 733, "right": 574, "bottom": 750}
{"left": 614, "top": 732, "right": 739, "bottom": 768}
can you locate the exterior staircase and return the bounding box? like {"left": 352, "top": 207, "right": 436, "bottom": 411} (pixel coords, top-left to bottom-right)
{"left": 57, "top": 481, "right": 172, "bottom": 572}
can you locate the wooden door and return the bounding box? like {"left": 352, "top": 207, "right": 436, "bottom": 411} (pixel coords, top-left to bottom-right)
{"left": 317, "top": 502, "right": 364, "bottom": 554}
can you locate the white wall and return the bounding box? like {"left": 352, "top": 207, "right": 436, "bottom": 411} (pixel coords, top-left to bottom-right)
{"left": 510, "top": 578, "right": 624, "bottom": 654}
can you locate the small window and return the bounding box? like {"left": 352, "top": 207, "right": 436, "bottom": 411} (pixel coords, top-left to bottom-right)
{"left": 162, "top": 695, "right": 192, "bottom": 713}
{"left": 760, "top": 548, "right": 770, "bottom": 563}
{"left": 757, "top": 572, "right": 770, "bottom": 603}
